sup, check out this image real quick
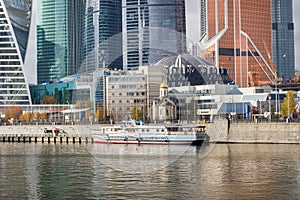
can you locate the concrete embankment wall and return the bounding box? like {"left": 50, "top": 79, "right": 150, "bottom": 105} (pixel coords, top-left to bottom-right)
{"left": 206, "top": 120, "right": 300, "bottom": 144}
{"left": 0, "top": 125, "right": 96, "bottom": 136}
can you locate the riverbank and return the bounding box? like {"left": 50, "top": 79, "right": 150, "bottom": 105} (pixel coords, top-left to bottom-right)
{"left": 206, "top": 120, "right": 300, "bottom": 144}
{"left": 0, "top": 121, "right": 300, "bottom": 144}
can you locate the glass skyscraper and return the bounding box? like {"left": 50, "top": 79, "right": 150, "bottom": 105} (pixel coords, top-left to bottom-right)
{"left": 200, "top": 0, "right": 275, "bottom": 87}
{"left": 82, "top": 0, "right": 123, "bottom": 73}
{"left": 0, "top": 0, "right": 32, "bottom": 104}
{"left": 124, "top": 0, "right": 187, "bottom": 71}
{"left": 272, "top": 0, "right": 295, "bottom": 82}
{"left": 36, "top": 0, "right": 85, "bottom": 84}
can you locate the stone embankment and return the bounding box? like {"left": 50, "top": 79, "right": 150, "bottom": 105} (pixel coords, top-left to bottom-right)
{"left": 0, "top": 124, "right": 98, "bottom": 144}
{"left": 206, "top": 120, "right": 300, "bottom": 144}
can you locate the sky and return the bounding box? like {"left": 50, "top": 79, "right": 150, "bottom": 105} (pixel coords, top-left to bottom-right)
{"left": 294, "top": 0, "right": 300, "bottom": 70}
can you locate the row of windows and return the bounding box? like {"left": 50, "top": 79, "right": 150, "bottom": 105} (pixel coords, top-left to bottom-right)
{"left": 272, "top": 23, "right": 294, "bottom": 30}
{"left": 109, "top": 77, "right": 145, "bottom": 82}
{"left": 111, "top": 91, "right": 146, "bottom": 96}
{"left": 219, "top": 48, "right": 259, "bottom": 57}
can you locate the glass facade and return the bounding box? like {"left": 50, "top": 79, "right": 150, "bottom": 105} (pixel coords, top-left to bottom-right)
{"left": 272, "top": 0, "right": 295, "bottom": 82}
{"left": 124, "top": 0, "right": 187, "bottom": 70}
{"left": 0, "top": 0, "right": 32, "bottom": 104}
{"left": 200, "top": 0, "right": 274, "bottom": 87}
{"left": 82, "top": 0, "right": 122, "bottom": 73}
{"left": 3, "top": 0, "right": 32, "bottom": 61}
{"left": 37, "top": 0, "right": 85, "bottom": 84}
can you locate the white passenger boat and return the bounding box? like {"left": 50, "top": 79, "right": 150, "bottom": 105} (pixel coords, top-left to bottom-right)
{"left": 92, "top": 120, "right": 209, "bottom": 145}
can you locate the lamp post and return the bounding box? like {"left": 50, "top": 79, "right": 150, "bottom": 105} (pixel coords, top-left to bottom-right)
{"left": 269, "top": 96, "right": 271, "bottom": 121}
{"left": 283, "top": 54, "right": 286, "bottom": 82}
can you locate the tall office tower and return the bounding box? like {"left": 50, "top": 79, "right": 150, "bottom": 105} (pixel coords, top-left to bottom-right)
{"left": 124, "top": 0, "right": 187, "bottom": 71}
{"left": 82, "top": 0, "right": 122, "bottom": 72}
{"left": 200, "top": 0, "right": 276, "bottom": 87}
{"left": 0, "top": 0, "right": 32, "bottom": 104}
{"left": 272, "top": 0, "right": 295, "bottom": 82}
{"left": 36, "top": 0, "right": 85, "bottom": 84}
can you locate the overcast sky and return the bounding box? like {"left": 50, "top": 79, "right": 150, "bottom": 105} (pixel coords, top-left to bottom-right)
{"left": 294, "top": 0, "right": 300, "bottom": 70}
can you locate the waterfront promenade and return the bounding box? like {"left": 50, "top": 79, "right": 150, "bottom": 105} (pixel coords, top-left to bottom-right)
{"left": 0, "top": 124, "right": 96, "bottom": 144}
{"left": 207, "top": 120, "right": 300, "bottom": 144}
{"left": 0, "top": 120, "right": 300, "bottom": 144}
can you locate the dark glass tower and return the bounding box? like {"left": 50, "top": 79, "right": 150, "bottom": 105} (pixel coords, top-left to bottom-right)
{"left": 124, "top": 0, "right": 187, "bottom": 70}
{"left": 36, "top": 0, "right": 85, "bottom": 84}
{"left": 82, "top": 0, "right": 123, "bottom": 72}
{"left": 272, "top": 0, "right": 295, "bottom": 82}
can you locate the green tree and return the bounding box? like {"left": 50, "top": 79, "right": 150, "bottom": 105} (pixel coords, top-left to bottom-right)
{"left": 280, "top": 90, "right": 296, "bottom": 117}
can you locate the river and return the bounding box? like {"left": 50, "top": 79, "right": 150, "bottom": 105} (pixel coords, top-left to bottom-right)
{"left": 0, "top": 143, "right": 300, "bottom": 199}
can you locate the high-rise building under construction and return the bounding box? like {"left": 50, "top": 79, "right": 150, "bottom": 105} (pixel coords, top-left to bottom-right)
{"left": 200, "top": 0, "right": 278, "bottom": 87}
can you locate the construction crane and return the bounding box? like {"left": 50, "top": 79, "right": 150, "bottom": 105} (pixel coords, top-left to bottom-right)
{"left": 263, "top": 40, "right": 281, "bottom": 83}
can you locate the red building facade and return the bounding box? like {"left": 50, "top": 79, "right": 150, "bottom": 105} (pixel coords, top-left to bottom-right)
{"left": 200, "top": 0, "right": 276, "bottom": 87}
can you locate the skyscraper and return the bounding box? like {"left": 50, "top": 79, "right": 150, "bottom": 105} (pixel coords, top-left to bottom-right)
{"left": 36, "top": 0, "right": 85, "bottom": 84}
{"left": 200, "top": 0, "right": 276, "bottom": 87}
{"left": 124, "top": 0, "right": 187, "bottom": 71}
{"left": 0, "top": 0, "right": 32, "bottom": 104}
{"left": 82, "top": 0, "right": 123, "bottom": 72}
{"left": 272, "top": 0, "right": 295, "bottom": 82}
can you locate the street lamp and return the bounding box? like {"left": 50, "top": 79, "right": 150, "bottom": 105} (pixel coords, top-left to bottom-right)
{"left": 283, "top": 54, "right": 286, "bottom": 82}
{"left": 268, "top": 96, "right": 271, "bottom": 121}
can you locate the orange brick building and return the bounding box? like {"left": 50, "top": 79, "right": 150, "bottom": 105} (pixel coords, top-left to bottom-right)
{"left": 200, "top": 0, "right": 276, "bottom": 87}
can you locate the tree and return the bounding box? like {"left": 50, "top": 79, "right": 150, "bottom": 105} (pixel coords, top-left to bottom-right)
{"left": 40, "top": 95, "right": 57, "bottom": 104}
{"left": 20, "top": 112, "right": 34, "bottom": 122}
{"left": 131, "top": 105, "right": 143, "bottom": 120}
{"left": 35, "top": 112, "right": 42, "bottom": 121}
{"left": 280, "top": 90, "right": 296, "bottom": 117}
{"left": 5, "top": 106, "right": 22, "bottom": 121}
{"left": 40, "top": 112, "right": 49, "bottom": 121}
{"left": 96, "top": 106, "right": 104, "bottom": 121}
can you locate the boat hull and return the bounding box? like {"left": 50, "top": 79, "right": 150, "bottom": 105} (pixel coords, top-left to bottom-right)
{"left": 93, "top": 135, "right": 208, "bottom": 145}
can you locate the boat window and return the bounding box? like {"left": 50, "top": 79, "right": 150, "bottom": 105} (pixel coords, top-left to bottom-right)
{"left": 146, "top": 129, "right": 149, "bottom": 132}
{"left": 167, "top": 127, "right": 179, "bottom": 131}
{"left": 156, "top": 129, "right": 159, "bottom": 132}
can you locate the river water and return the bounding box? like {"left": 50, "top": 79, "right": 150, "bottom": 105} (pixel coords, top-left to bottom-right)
{"left": 0, "top": 143, "right": 300, "bottom": 199}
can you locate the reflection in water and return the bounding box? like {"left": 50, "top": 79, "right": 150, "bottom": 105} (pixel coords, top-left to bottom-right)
{"left": 0, "top": 144, "right": 300, "bottom": 199}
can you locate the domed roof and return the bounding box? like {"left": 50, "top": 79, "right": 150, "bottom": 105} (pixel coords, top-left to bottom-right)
{"left": 154, "top": 54, "right": 232, "bottom": 87}
{"left": 160, "top": 81, "right": 168, "bottom": 89}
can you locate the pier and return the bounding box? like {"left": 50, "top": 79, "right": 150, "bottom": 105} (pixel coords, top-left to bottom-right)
{"left": 0, "top": 124, "right": 97, "bottom": 144}
{"left": 0, "top": 134, "right": 94, "bottom": 144}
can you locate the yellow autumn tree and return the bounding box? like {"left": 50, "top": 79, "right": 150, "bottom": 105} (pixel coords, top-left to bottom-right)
{"left": 5, "top": 106, "right": 22, "bottom": 121}
{"left": 96, "top": 106, "right": 104, "bottom": 121}
{"left": 40, "top": 95, "right": 57, "bottom": 104}
{"left": 280, "top": 90, "right": 296, "bottom": 117}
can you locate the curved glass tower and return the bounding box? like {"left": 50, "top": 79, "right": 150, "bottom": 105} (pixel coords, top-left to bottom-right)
{"left": 0, "top": 0, "right": 32, "bottom": 104}
{"left": 124, "top": 0, "right": 187, "bottom": 70}
{"left": 37, "top": 0, "right": 85, "bottom": 84}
